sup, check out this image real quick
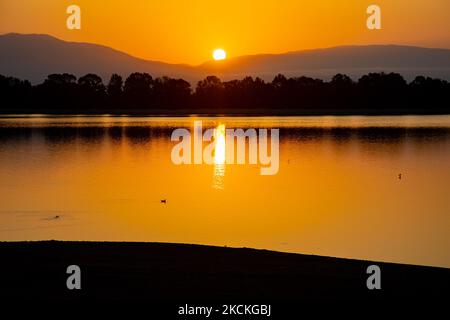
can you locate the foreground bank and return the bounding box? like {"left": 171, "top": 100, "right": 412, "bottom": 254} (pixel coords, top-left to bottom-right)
{"left": 0, "top": 241, "right": 448, "bottom": 302}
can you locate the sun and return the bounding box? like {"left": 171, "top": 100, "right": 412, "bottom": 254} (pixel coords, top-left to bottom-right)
{"left": 213, "top": 49, "right": 227, "bottom": 61}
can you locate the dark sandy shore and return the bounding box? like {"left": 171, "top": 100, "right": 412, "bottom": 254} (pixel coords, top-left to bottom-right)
{"left": 0, "top": 241, "right": 448, "bottom": 303}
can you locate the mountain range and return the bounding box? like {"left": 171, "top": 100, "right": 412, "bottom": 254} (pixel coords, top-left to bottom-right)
{"left": 1, "top": 33, "right": 450, "bottom": 84}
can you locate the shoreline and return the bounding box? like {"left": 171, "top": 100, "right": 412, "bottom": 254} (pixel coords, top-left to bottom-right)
{"left": 1, "top": 110, "right": 449, "bottom": 117}
{"left": 1, "top": 241, "right": 448, "bottom": 301}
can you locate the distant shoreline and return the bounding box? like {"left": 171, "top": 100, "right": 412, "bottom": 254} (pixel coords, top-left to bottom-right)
{"left": 0, "top": 241, "right": 448, "bottom": 302}
{"left": 1, "top": 108, "right": 449, "bottom": 117}
{"left": 2, "top": 72, "right": 449, "bottom": 116}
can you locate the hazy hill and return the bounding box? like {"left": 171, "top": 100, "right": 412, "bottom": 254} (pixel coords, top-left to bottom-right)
{"left": 200, "top": 45, "right": 450, "bottom": 81}
{"left": 1, "top": 33, "right": 450, "bottom": 84}
{"left": 0, "top": 33, "right": 196, "bottom": 84}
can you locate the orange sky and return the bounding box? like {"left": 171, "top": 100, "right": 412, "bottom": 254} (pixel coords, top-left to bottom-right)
{"left": 1, "top": 0, "right": 449, "bottom": 65}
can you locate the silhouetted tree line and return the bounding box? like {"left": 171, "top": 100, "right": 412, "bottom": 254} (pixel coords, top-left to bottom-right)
{"left": 1, "top": 72, "right": 449, "bottom": 114}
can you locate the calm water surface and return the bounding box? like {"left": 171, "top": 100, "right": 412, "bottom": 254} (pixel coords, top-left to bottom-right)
{"left": 0, "top": 115, "right": 449, "bottom": 267}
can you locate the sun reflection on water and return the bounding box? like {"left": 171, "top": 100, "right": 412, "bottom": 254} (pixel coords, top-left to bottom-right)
{"left": 213, "top": 124, "right": 226, "bottom": 189}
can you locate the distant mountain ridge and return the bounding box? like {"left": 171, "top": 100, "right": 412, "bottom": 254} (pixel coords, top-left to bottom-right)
{"left": 1, "top": 33, "right": 450, "bottom": 84}
{"left": 200, "top": 45, "right": 450, "bottom": 81}
{"left": 0, "top": 33, "right": 195, "bottom": 84}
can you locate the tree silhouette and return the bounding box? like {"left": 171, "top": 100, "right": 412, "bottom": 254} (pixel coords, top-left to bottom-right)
{"left": 78, "top": 74, "right": 106, "bottom": 108}
{"left": 195, "top": 76, "right": 224, "bottom": 108}
{"left": 329, "top": 74, "right": 355, "bottom": 108}
{"left": 357, "top": 72, "right": 408, "bottom": 109}
{"left": 107, "top": 74, "right": 123, "bottom": 97}
{"left": 123, "top": 72, "right": 154, "bottom": 107}
{"left": 36, "top": 73, "right": 78, "bottom": 110}
{"left": 107, "top": 74, "right": 124, "bottom": 108}
{"left": 0, "top": 74, "right": 32, "bottom": 112}
{"left": 0, "top": 72, "right": 448, "bottom": 114}
{"left": 154, "top": 77, "right": 191, "bottom": 109}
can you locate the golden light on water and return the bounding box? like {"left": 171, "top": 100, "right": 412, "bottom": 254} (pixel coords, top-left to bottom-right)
{"left": 0, "top": 117, "right": 449, "bottom": 267}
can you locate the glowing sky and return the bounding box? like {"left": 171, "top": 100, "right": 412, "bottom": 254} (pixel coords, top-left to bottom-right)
{"left": 1, "top": 0, "right": 449, "bottom": 64}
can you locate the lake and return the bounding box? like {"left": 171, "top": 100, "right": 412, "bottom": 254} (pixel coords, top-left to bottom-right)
{"left": 0, "top": 115, "right": 449, "bottom": 268}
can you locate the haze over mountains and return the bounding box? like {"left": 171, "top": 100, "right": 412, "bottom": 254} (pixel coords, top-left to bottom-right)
{"left": 1, "top": 33, "right": 450, "bottom": 84}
